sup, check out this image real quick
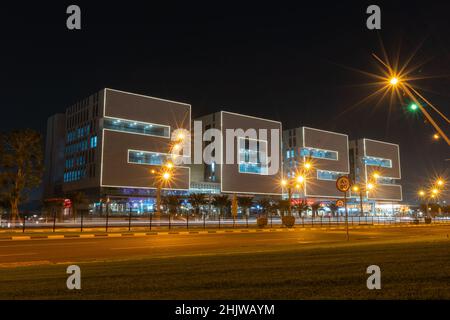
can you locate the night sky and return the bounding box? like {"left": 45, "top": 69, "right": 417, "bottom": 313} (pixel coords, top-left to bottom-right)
{"left": 1, "top": 1, "right": 449, "bottom": 202}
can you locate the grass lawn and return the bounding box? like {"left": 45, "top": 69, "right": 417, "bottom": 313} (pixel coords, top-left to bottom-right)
{"left": 1, "top": 239, "right": 449, "bottom": 299}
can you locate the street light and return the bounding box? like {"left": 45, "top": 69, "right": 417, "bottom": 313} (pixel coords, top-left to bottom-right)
{"left": 281, "top": 165, "right": 311, "bottom": 216}
{"left": 389, "top": 77, "right": 399, "bottom": 86}
{"left": 433, "top": 133, "right": 440, "bottom": 140}
{"left": 352, "top": 182, "right": 375, "bottom": 217}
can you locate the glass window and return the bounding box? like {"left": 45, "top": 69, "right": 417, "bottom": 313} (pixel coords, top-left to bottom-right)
{"left": 300, "top": 147, "right": 338, "bottom": 160}
{"left": 364, "top": 157, "right": 392, "bottom": 168}
{"left": 317, "top": 170, "right": 341, "bottom": 181}
{"left": 128, "top": 150, "right": 169, "bottom": 165}
{"left": 238, "top": 137, "right": 268, "bottom": 175}
{"left": 104, "top": 118, "right": 170, "bottom": 138}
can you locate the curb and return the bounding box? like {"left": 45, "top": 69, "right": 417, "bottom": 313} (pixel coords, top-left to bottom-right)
{"left": 0, "top": 224, "right": 446, "bottom": 241}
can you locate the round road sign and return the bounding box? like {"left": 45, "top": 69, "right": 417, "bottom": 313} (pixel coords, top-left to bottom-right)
{"left": 336, "top": 176, "right": 352, "bottom": 192}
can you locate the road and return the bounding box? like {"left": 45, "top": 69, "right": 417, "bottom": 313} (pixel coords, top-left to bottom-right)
{"left": 1, "top": 225, "right": 449, "bottom": 267}
{"left": 1, "top": 225, "right": 450, "bottom": 299}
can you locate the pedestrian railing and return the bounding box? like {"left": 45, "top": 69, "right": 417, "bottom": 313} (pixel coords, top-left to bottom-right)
{"left": 1, "top": 215, "right": 449, "bottom": 233}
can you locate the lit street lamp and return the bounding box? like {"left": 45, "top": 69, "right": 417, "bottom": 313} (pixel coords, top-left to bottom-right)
{"left": 352, "top": 182, "right": 375, "bottom": 217}
{"left": 281, "top": 160, "right": 312, "bottom": 216}
{"left": 418, "top": 178, "right": 446, "bottom": 218}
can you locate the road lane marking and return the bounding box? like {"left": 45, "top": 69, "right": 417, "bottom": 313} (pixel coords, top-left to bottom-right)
{"left": 0, "top": 241, "right": 99, "bottom": 248}
{"left": 0, "top": 252, "right": 37, "bottom": 257}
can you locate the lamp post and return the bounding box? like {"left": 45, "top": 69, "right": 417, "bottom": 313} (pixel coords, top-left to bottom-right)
{"left": 418, "top": 178, "right": 445, "bottom": 219}
{"left": 281, "top": 160, "right": 312, "bottom": 216}
{"left": 351, "top": 179, "right": 376, "bottom": 217}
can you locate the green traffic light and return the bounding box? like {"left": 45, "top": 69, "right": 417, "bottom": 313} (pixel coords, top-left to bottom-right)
{"left": 409, "top": 103, "right": 418, "bottom": 111}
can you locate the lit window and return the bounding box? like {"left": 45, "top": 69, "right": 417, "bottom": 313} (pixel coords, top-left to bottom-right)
{"left": 300, "top": 147, "right": 338, "bottom": 160}
{"left": 364, "top": 157, "right": 392, "bottom": 168}
{"left": 104, "top": 118, "right": 170, "bottom": 138}
{"left": 238, "top": 137, "right": 268, "bottom": 175}
{"left": 317, "top": 170, "right": 341, "bottom": 181}
{"left": 128, "top": 150, "right": 170, "bottom": 165}
{"left": 90, "top": 136, "right": 97, "bottom": 148}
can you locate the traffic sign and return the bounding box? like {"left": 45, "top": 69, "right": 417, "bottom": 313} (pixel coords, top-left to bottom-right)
{"left": 336, "top": 176, "right": 352, "bottom": 192}
{"left": 336, "top": 199, "right": 345, "bottom": 207}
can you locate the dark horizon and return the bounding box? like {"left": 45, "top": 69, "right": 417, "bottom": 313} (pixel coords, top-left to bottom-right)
{"left": 1, "top": 1, "right": 449, "bottom": 202}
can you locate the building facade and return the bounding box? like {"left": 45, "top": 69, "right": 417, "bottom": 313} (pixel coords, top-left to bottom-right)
{"left": 45, "top": 88, "right": 191, "bottom": 214}
{"left": 190, "top": 111, "right": 283, "bottom": 196}
{"left": 44, "top": 88, "right": 403, "bottom": 216}
{"left": 282, "top": 126, "right": 402, "bottom": 215}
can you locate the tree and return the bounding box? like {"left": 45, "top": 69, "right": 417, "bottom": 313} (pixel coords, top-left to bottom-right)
{"left": 162, "top": 195, "right": 183, "bottom": 215}
{"left": 212, "top": 195, "right": 230, "bottom": 217}
{"left": 311, "top": 202, "right": 321, "bottom": 218}
{"left": 42, "top": 199, "right": 64, "bottom": 222}
{"left": 188, "top": 193, "right": 207, "bottom": 216}
{"left": 67, "top": 191, "right": 87, "bottom": 221}
{"left": 328, "top": 203, "right": 338, "bottom": 217}
{"left": 256, "top": 197, "right": 271, "bottom": 216}
{"left": 238, "top": 196, "right": 253, "bottom": 217}
{"left": 277, "top": 199, "right": 290, "bottom": 217}
{"left": 0, "top": 129, "right": 43, "bottom": 224}
{"left": 295, "top": 200, "right": 310, "bottom": 217}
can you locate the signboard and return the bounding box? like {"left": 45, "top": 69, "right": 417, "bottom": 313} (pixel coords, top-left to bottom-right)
{"left": 336, "top": 199, "right": 345, "bottom": 207}
{"left": 64, "top": 199, "right": 72, "bottom": 209}
{"left": 335, "top": 176, "right": 351, "bottom": 241}
{"left": 336, "top": 176, "right": 352, "bottom": 192}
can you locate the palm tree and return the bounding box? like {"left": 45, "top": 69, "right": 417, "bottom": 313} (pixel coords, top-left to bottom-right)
{"left": 256, "top": 197, "right": 271, "bottom": 217}
{"left": 238, "top": 196, "right": 253, "bottom": 218}
{"left": 188, "top": 193, "right": 207, "bottom": 216}
{"left": 328, "top": 203, "right": 338, "bottom": 217}
{"left": 67, "top": 191, "right": 87, "bottom": 222}
{"left": 212, "top": 195, "right": 230, "bottom": 218}
{"left": 277, "top": 199, "right": 290, "bottom": 217}
{"left": 295, "top": 200, "right": 310, "bottom": 217}
{"left": 162, "top": 195, "right": 183, "bottom": 215}
{"left": 311, "top": 202, "right": 321, "bottom": 218}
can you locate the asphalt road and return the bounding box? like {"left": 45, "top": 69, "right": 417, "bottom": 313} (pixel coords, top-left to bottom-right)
{"left": 1, "top": 225, "right": 449, "bottom": 268}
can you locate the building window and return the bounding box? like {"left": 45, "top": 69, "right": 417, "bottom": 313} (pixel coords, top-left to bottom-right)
{"left": 90, "top": 136, "right": 97, "bottom": 148}
{"left": 377, "top": 177, "right": 396, "bottom": 184}
{"left": 317, "top": 170, "right": 341, "bottom": 181}
{"left": 128, "top": 150, "right": 169, "bottom": 165}
{"left": 364, "top": 157, "right": 392, "bottom": 168}
{"left": 300, "top": 147, "right": 338, "bottom": 160}
{"left": 238, "top": 137, "right": 268, "bottom": 175}
{"left": 104, "top": 117, "right": 170, "bottom": 138}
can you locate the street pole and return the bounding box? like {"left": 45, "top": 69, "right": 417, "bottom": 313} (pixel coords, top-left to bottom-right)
{"left": 80, "top": 210, "right": 84, "bottom": 232}
{"left": 22, "top": 215, "right": 26, "bottom": 233}
{"left": 359, "top": 190, "right": 364, "bottom": 217}
{"left": 128, "top": 204, "right": 132, "bottom": 232}
{"left": 156, "top": 185, "right": 161, "bottom": 218}
{"left": 149, "top": 210, "right": 152, "bottom": 230}
{"left": 105, "top": 201, "right": 109, "bottom": 232}
{"left": 288, "top": 187, "right": 292, "bottom": 216}
{"left": 53, "top": 208, "right": 57, "bottom": 233}
{"left": 345, "top": 191, "right": 349, "bottom": 241}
